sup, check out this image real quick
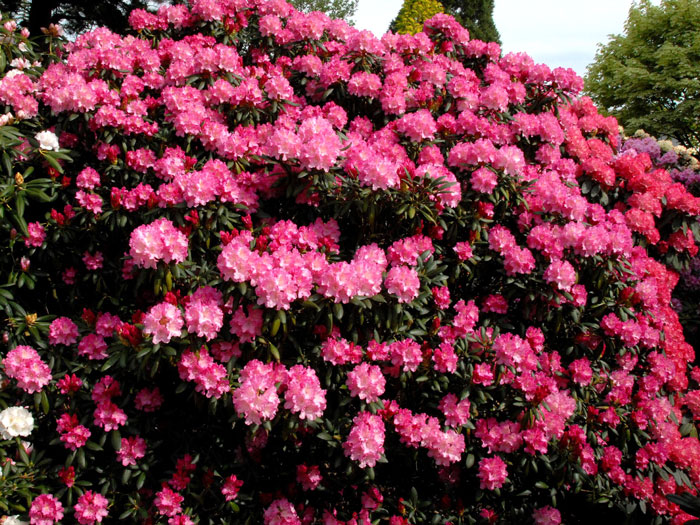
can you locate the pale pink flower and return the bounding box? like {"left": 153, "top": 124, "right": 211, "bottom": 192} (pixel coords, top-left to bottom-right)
{"left": 532, "top": 506, "right": 562, "bottom": 525}
{"left": 384, "top": 265, "right": 420, "bottom": 304}
{"left": 284, "top": 365, "right": 326, "bottom": 420}
{"left": 346, "top": 363, "right": 385, "bottom": 403}
{"left": 233, "top": 360, "right": 282, "bottom": 425}
{"left": 142, "top": 302, "right": 184, "bottom": 344}
{"left": 343, "top": 412, "right": 385, "bottom": 468}
{"left": 129, "top": 218, "right": 188, "bottom": 269}
{"left": 263, "top": 498, "right": 301, "bottom": 525}
{"left": 439, "top": 393, "right": 471, "bottom": 427}
{"left": 3, "top": 345, "right": 51, "bottom": 393}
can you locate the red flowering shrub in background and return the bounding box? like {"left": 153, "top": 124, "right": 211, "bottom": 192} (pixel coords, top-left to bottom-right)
{"left": 616, "top": 131, "right": 700, "bottom": 353}
{"left": 2, "top": 1, "right": 700, "bottom": 523}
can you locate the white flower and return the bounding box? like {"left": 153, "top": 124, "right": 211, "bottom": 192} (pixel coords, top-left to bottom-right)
{"left": 1, "top": 515, "right": 29, "bottom": 525}
{"left": 0, "top": 406, "right": 34, "bottom": 440}
{"left": 34, "top": 130, "right": 60, "bottom": 151}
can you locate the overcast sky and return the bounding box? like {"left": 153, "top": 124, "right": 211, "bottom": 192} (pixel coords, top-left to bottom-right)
{"left": 354, "top": 1, "right": 658, "bottom": 78}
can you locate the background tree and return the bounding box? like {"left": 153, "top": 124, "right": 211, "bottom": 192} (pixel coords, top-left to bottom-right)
{"left": 390, "top": 0, "right": 499, "bottom": 42}
{"left": 0, "top": 0, "right": 163, "bottom": 36}
{"left": 288, "top": 0, "right": 358, "bottom": 23}
{"left": 392, "top": 0, "right": 443, "bottom": 35}
{"left": 585, "top": 0, "right": 700, "bottom": 148}
{"left": 439, "top": 0, "right": 500, "bottom": 43}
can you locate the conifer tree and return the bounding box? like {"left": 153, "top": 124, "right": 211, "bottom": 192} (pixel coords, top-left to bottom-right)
{"left": 440, "top": 0, "right": 500, "bottom": 43}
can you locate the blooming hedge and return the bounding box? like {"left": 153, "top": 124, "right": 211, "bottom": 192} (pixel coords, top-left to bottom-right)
{"left": 2, "top": 1, "right": 700, "bottom": 524}
{"left": 618, "top": 130, "right": 700, "bottom": 352}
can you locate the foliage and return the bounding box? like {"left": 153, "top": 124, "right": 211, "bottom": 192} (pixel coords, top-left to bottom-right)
{"left": 438, "top": 0, "right": 500, "bottom": 43}
{"left": 1, "top": 2, "right": 700, "bottom": 524}
{"left": 0, "top": 0, "right": 165, "bottom": 37}
{"left": 585, "top": 0, "right": 700, "bottom": 148}
{"left": 288, "top": 0, "right": 358, "bottom": 23}
{"left": 393, "top": 0, "right": 444, "bottom": 35}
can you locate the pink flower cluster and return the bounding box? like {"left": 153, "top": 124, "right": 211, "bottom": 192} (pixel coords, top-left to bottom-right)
{"left": 178, "top": 347, "right": 229, "bottom": 399}
{"left": 74, "top": 490, "right": 109, "bottom": 524}
{"left": 2, "top": 345, "right": 52, "bottom": 393}
{"left": 343, "top": 411, "right": 385, "bottom": 468}
{"left": 129, "top": 217, "right": 188, "bottom": 269}
{"left": 393, "top": 407, "right": 466, "bottom": 466}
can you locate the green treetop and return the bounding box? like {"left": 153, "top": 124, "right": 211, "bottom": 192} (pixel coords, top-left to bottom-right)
{"left": 585, "top": 0, "right": 700, "bottom": 148}
{"left": 439, "top": 0, "right": 500, "bottom": 43}
{"left": 393, "top": 0, "right": 444, "bottom": 35}
{"left": 288, "top": 0, "right": 358, "bottom": 23}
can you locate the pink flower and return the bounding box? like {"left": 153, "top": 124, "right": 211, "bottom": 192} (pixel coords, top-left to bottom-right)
{"left": 439, "top": 393, "right": 471, "bottom": 427}
{"left": 389, "top": 339, "right": 423, "bottom": 373}
{"left": 284, "top": 365, "right": 326, "bottom": 420}
{"left": 343, "top": 411, "right": 385, "bottom": 468}
{"left": 222, "top": 474, "right": 243, "bottom": 501}
{"left": 184, "top": 295, "right": 223, "bottom": 341}
{"left": 78, "top": 333, "right": 109, "bottom": 360}
{"left": 384, "top": 265, "right": 420, "bottom": 304}
{"left": 321, "top": 337, "right": 363, "bottom": 366}
{"left": 453, "top": 241, "right": 473, "bottom": 261}
{"left": 346, "top": 363, "right": 386, "bottom": 403}
{"left": 229, "top": 305, "right": 263, "bottom": 343}
{"left": 74, "top": 490, "right": 109, "bottom": 524}
{"left": 568, "top": 358, "right": 593, "bottom": 385}
{"left": 297, "top": 464, "right": 322, "bottom": 491}
{"left": 472, "top": 363, "right": 494, "bottom": 386}
{"left": 395, "top": 109, "right": 437, "bottom": 142}
{"left": 178, "top": 347, "right": 230, "bottom": 399}
{"left": 129, "top": 218, "right": 188, "bottom": 269}
{"left": 477, "top": 456, "right": 508, "bottom": 490}
{"left": 82, "top": 251, "right": 103, "bottom": 270}
{"left": 263, "top": 498, "right": 301, "bottom": 525}
{"left": 432, "top": 341, "right": 458, "bottom": 373}
{"left": 232, "top": 360, "right": 282, "bottom": 425}
{"left": 543, "top": 259, "right": 577, "bottom": 292}
{"left": 30, "top": 493, "right": 64, "bottom": 524}
{"left": 3, "top": 345, "right": 52, "bottom": 393}
{"left": 26, "top": 221, "right": 46, "bottom": 247}
{"left": 49, "top": 317, "right": 79, "bottom": 345}
{"left": 532, "top": 506, "right": 562, "bottom": 525}
{"left": 56, "top": 413, "right": 91, "bottom": 450}
{"left": 93, "top": 401, "right": 127, "bottom": 431}
{"left": 134, "top": 387, "right": 163, "bottom": 412}
{"left": 470, "top": 167, "right": 498, "bottom": 194}
{"left": 154, "top": 486, "right": 184, "bottom": 517}
{"left": 142, "top": 302, "right": 184, "bottom": 344}
{"left": 116, "top": 436, "right": 146, "bottom": 466}
{"left": 76, "top": 191, "right": 103, "bottom": 215}
{"left": 76, "top": 167, "right": 101, "bottom": 189}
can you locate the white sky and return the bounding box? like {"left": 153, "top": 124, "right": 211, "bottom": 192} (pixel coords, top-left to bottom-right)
{"left": 353, "top": 1, "right": 660, "bottom": 77}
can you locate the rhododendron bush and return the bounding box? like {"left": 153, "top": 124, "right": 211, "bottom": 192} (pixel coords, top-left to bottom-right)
{"left": 2, "top": 1, "right": 700, "bottom": 523}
